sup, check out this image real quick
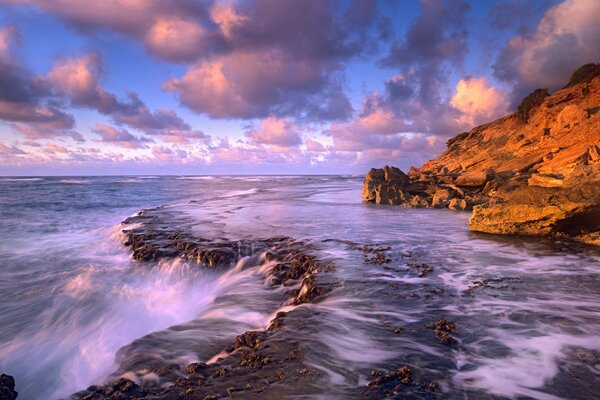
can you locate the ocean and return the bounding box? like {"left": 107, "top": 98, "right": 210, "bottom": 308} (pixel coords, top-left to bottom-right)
{"left": 1, "top": 176, "right": 599, "bottom": 399}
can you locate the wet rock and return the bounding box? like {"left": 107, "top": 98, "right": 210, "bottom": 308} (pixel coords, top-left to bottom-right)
{"left": 0, "top": 374, "right": 17, "bottom": 400}
{"left": 367, "top": 366, "right": 412, "bottom": 389}
{"left": 187, "top": 362, "right": 208, "bottom": 375}
{"left": 427, "top": 318, "right": 457, "bottom": 344}
{"left": 233, "top": 331, "right": 265, "bottom": 350}
{"left": 406, "top": 262, "right": 433, "bottom": 277}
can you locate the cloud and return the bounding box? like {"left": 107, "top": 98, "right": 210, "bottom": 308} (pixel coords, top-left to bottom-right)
{"left": 144, "top": 17, "right": 216, "bottom": 62}
{"left": 4, "top": 1, "right": 386, "bottom": 122}
{"left": 151, "top": 145, "right": 189, "bottom": 161}
{"left": 44, "top": 142, "right": 69, "bottom": 153}
{"left": 450, "top": 76, "right": 510, "bottom": 126}
{"left": 0, "top": 25, "right": 18, "bottom": 60}
{"left": 382, "top": 0, "right": 469, "bottom": 103}
{"left": 47, "top": 52, "right": 120, "bottom": 113}
{"left": 305, "top": 138, "right": 325, "bottom": 152}
{"left": 46, "top": 53, "right": 207, "bottom": 142}
{"left": 0, "top": 24, "right": 80, "bottom": 139}
{"left": 163, "top": 47, "right": 353, "bottom": 121}
{"left": 92, "top": 123, "right": 152, "bottom": 149}
{"left": 247, "top": 117, "right": 302, "bottom": 147}
{"left": 0, "top": 143, "right": 26, "bottom": 155}
{"left": 5, "top": 0, "right": 208, "bottom": 36}
{"left": 494, "top": 0, "right": 600, "bottom": 98}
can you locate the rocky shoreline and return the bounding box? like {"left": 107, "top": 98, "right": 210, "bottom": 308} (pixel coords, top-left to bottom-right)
{"left": 66, "top": 206, "right": 337, "bottom": 400}
{"left": 362, "top": 64, "right": 600, "bottom": 246}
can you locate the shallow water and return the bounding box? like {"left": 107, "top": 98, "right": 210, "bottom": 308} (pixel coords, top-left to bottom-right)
{"left": 0, "top": 176, "right": 599, "bottom": 399}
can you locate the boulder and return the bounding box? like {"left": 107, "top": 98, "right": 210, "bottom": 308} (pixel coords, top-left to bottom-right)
{"left": 362, "top": 166, "right": 411, "bottom": 205}
{"left": 527, "top": 173, "right": 564, "bottom": 188}
{"left": 0, "top": 374, "right": 17, "bottom": 400}
{"left": 448, "top": 198, "right": 469, "bottom": 211}
{"left": 431, "top": 188, "right": 455, "bottom": 208}
{"left": 555, "top": 104, "right": 587, "bottom": 129}
{"left": 375, "top": 185, "right": 411, "bottom": 205}
{"left": 383, "top": 165, "right": 409, "bottom": 186}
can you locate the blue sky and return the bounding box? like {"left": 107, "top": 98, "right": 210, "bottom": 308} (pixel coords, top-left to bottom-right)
{"left": 1, "top": 0, "right": 596, "bottom": 175}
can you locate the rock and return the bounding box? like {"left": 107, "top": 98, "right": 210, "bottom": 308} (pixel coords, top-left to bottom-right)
{"left": 455, "top": 171, "right": 491, "bottom": 187}
{"left": 409, "top": 195, "right": 430, "bottom": 208}
{"left": 565, "top": 63, "right": 600, "bottom": 87}
{"left": 448, "top": 199, "right": 468, "bottom": 211}
{"left": 362, "top": 166, "right": 411, "bottom": 205}
{"left": 375, "top": 185, "right": 411, "bottom": 205}
{"left": 0, "top": 374, "right": 17, "bottom": 400}
{"left": 577, "top": 144, "right": 600, "bottom": 165}
{"left": 555, "top": 104, "right": 587, "bottom": 129}
{"left": 383, "top": 165, "right": 409, "bottom": 186}
{"left": 527, "top": 173, "right": 564, "bottom": 188}
{"left": 361, "top": 64, "right": 600, "bottom": 245}
{"left": 517, "top": 88, "right": 550, "bottom": 122}
{"left": 431, "top": 188, "right": 455, "bottom": 208}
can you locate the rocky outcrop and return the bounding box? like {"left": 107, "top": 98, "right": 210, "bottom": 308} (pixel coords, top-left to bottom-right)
{"left": 0, "top": 375, "right": 17, "bottom": 400}
{"left": 362, "top": 64, "right": 600, "bottom": 245}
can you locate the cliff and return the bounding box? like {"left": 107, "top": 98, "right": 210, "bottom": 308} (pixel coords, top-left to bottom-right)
{"left": 362, "top": 64, "right": 600, "bottom": 245}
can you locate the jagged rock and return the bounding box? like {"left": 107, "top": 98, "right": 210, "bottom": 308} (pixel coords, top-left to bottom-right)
{"left": 362, "top": 165, "right": 411, "bottom": 205}
{"left": 517, "top": 88, "right": 550, "bottom": 122}
{"left": 383, "top": 165, "right": 409, "bottom": 186}
{"left": 565, "top": 63, "right": 600, "bottom": 87}
{"left": 448, "top": 198, "right": 469, "bottom": 211}
{"left": 431, "top": 188, "right": 455, "bottom": 208}
{"left": 0, "top": 374, "right": 17, "bottom": 400}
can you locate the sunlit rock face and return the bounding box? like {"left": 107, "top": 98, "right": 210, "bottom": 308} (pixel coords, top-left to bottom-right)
{"left": 362, "top": 64, "right": 600, "bottom": 245}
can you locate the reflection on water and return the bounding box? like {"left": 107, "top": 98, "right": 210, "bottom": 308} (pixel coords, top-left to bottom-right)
{"left": 0, "top": 176, "right": 599, "bottom": 399}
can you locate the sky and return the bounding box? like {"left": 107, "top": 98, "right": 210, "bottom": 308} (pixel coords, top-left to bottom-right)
{"left": 0, "top": 0, "right": 598, "bottom": 176}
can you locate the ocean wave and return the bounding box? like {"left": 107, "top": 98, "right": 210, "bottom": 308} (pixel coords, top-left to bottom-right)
{"left": 114, "top": 178, "right": 142, "bottom": 184}
{"left": 0, "top": 177, "right": 44, "bottom": 181}
{"left": 221, "top": 188, "right": 261, "bottom": 198}
{"left": 176, "top": 176, "right": 215, "bottom": 180}
{"left": 59, "top": 179, "right": 90, "bottom": 184}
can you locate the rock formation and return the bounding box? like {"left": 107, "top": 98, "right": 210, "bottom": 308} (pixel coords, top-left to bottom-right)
{"left": 362, "top": 64, "right": 600, "bottom": 245}
{"left": 0, "top": 375, "right": 17, "bottom": 400}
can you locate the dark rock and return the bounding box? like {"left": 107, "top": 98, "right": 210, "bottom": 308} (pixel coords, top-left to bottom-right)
{"left": 0, "top": 374, "right": 17, "bottom": 400}
{"left": 565, "top": 63, "right": 600, "bottom": 88}
{"left": 517, "top": 88, "right": 550, "bottom": 122}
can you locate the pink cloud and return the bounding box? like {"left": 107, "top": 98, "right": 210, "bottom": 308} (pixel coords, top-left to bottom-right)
{"left": 45, "top": 53, "right": 207, "bottom": 142}
{"left": 44, "top": 143, "right": 69, "bottom": 153}
{"left": 145, "top": 17, "right": 212, "bottom": 62}
{"left": 0, "top": 143, "right": 26, "bottom": 155}
{"left": 247, "top": 117, "right": 302, "bottom": 147}
{"left": 450, "top": 76, "right": 509, "bottom": 127}
{"left": 164, "top": 49, "right": 350, "bottom": 120}
{"left": 92, "top": 123, "right": 152, "bottom": 149}
{"left": 0, "top": 25, "right": 18, "bottom": 60}
{"left": 47, "top": 53, "right": 119, "bottom": 113}
{"left": 305, "top": 138, "right": 325, "bottom": 152}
